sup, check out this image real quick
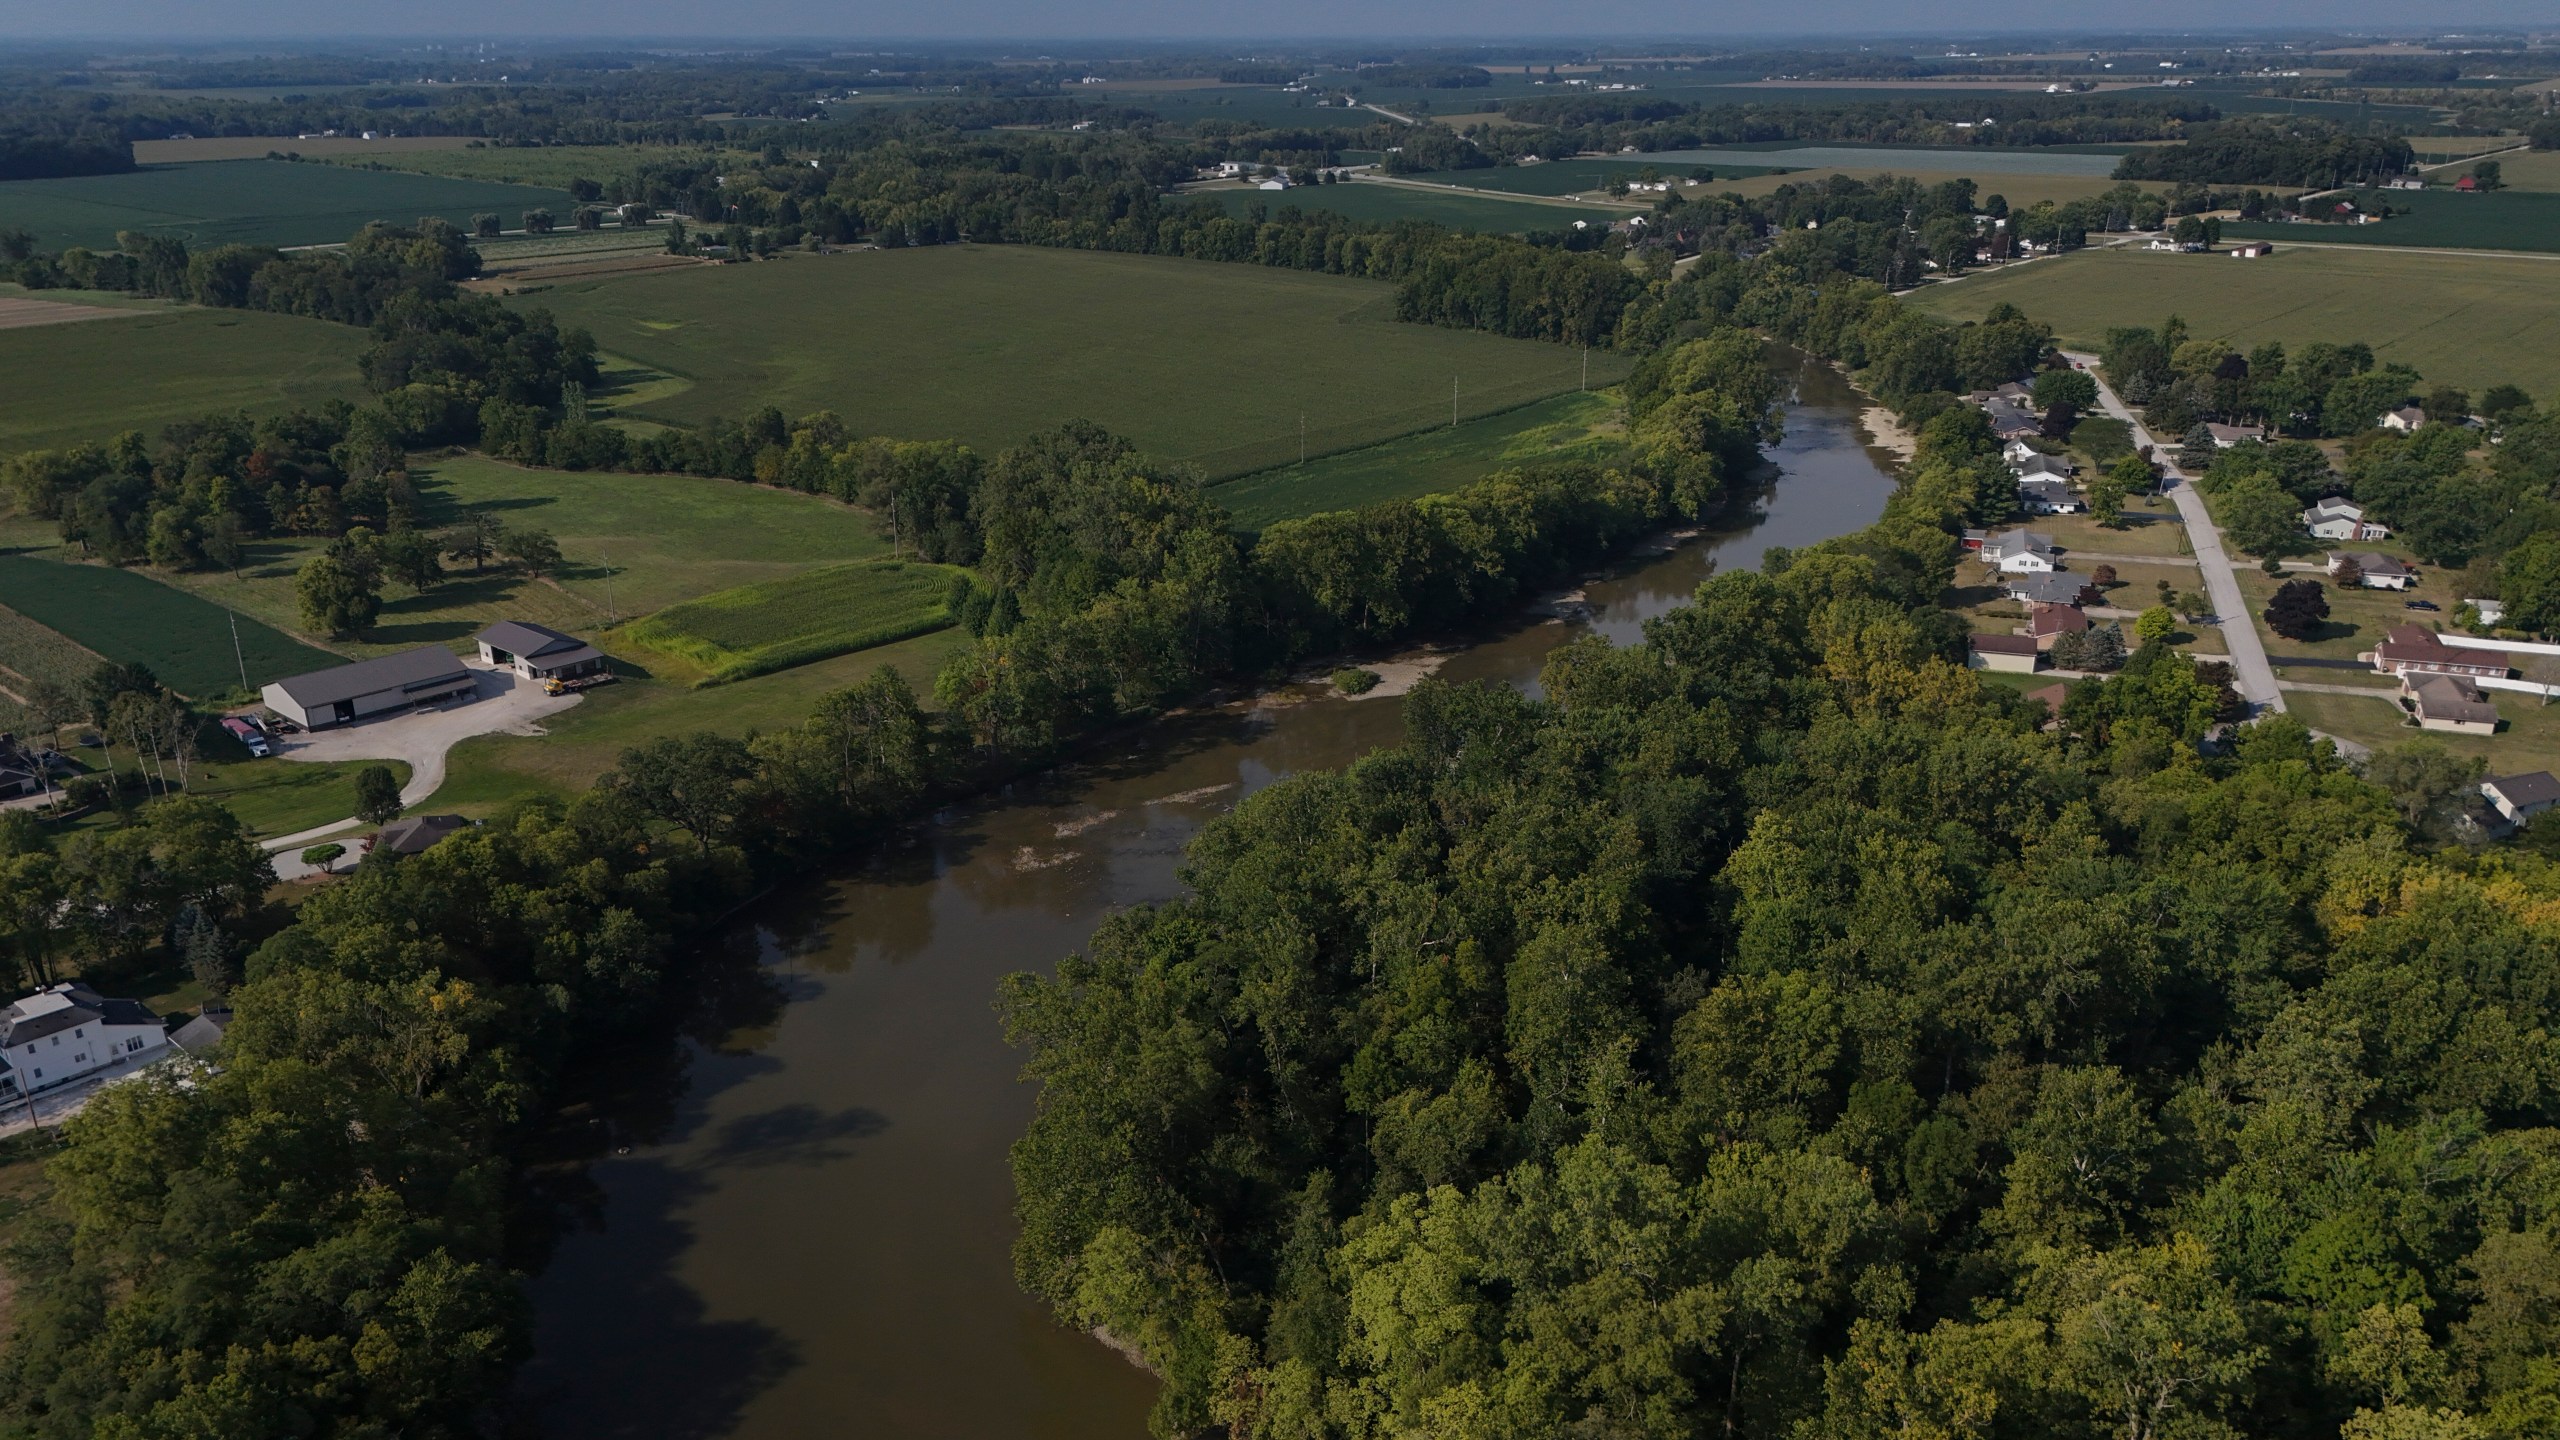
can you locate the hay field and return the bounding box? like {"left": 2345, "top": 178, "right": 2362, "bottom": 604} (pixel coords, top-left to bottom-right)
{"left": 1906, "top": 245, "right": 2560, "bottom": 399}
{"left": 0, "top": 159, "right": 583, "bottom": 251}
{"left": 518, "top": 246, "right": 1632, "bottom": 477}
{"left": 618, "top": 560, "right": 961, "bottom": 684}
{"left": 0, "top": 301, "right": 369, "bottom": 454}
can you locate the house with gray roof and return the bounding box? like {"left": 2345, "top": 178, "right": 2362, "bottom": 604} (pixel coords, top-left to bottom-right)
{"left": 0, "top": 984, "right": 169, "bottom": 1098}
{"left": 474, "top": 621, "right": 607, "bottom": 684}
{"left": 261, "top": 648, "right": 476, "bottom": 731}
{"left": 2483, "top": 772, "right": 2560, "bottom": 827}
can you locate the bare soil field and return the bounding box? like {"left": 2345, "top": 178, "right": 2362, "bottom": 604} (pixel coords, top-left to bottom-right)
{"left": 0, "top": 297, "right": 134, "bottom": 330}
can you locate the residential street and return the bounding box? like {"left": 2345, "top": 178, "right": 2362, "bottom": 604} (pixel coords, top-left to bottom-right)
{"left": 2061, "top": 349, "right": 2286, "bottom": 715}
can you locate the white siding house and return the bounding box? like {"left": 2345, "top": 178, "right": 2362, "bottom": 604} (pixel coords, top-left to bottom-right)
{"left": 0, "top": 985, "right": 168, "bottom": 1099}
{"left": 2301, "top": 497, "right": 2390, "bottom": 542}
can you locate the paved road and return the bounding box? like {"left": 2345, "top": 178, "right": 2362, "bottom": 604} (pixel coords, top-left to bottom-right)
{"left": 2063, "top": 350, "right": 2286, "bottom": 715}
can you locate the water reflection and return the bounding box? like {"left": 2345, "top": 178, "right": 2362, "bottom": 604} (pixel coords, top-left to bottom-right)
{"left": 513, "top": 352, "right": 1898, "bottom": 1439}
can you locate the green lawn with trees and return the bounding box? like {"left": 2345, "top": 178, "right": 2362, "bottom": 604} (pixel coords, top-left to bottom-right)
{"left": 519, "top": 246, "right": 1630, "bottom": 476}
{"left": 1909, "top": 244, "right": 2560, "bottom": 400}
{"left": 0, "top": 299, "right": 370, "bottom": 454}
{"left": 0, "top": 159, "right": 584, "bottom": 251}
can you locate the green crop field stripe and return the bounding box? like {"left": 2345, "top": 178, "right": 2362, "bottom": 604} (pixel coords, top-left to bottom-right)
{"left": 0, "top": 554, "right": 341, "bottom": 699}
{"left": 619, "top": 559, "right": 964, "bottom": 685}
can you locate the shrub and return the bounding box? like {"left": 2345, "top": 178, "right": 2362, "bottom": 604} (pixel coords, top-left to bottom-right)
{"left": 1332, "top": 667, "right": 1382, "bottom": 696}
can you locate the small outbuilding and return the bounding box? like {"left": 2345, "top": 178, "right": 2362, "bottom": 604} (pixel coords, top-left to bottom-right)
{"left": 261, "top": 647, "right": 475, "bottom": 732}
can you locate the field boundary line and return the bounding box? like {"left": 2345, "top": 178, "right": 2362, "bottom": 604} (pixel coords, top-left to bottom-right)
{"left": 1208, "top": 387, "right": 1611, "bottom": 489}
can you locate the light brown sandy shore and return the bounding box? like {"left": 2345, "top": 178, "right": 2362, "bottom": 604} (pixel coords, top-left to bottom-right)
{"left": 1856, "top": 404, "right": 1919, "bottom": 464}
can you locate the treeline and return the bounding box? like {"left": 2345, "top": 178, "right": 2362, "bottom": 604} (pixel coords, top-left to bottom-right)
{"left": 1001, "top": 468, "right": 2560, "bottom": 1440}
{"left": 6, "top": 217, "right": 482, "bottom": 326}
{"left": 0, "top": 127, "right": 133, "bottom": 181}
{"left": 2112, "top": 117, "right": 2415, "bottom": 187}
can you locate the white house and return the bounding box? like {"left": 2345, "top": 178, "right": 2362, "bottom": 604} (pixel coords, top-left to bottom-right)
{"left": 2328, "top": 551, "right": 2414, "bottom": 590}
{"left": 2206, "top": 423, "right": 2266, "bottom": 448}
{"left": 1982, "top": 528, "right": 2060, "bottom": 574}
{"left": 2380, "top": 405, "right": 2428, "bottom": 433}
{"left": 262, "top": 647, "right": 476, "bottom": 731}
{"left": 2014, "top": 453, "right": 2076, "bottom": 482}
{"left": 474, "top": 621, "right": 607, "bottom": 684}
{"left": 2469, "top": 598, "right": 2507, "bottom": 626}
{"left": 2019, "top": 478, "right": 2084, "bottom": 515}
{"left": 0, "top": 984, "right": 169, "bottom": 1099}
{"left": 2300, "top": 497, "right": 2391, "bottom": 542}
{"left": 2002, "top": 438, "right": 2044, "bottom": 466}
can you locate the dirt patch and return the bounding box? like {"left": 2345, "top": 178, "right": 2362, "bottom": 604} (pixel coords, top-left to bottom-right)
{"left": 1857, "top": 405, "right": 1918, "bottom": 464}
{"left": 0, "top": 298, "right": 136, "bottom": 331}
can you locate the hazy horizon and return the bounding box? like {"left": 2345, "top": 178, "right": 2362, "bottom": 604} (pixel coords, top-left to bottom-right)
{"left": 0, "top": 1, "right": 2554, "bottom": 43}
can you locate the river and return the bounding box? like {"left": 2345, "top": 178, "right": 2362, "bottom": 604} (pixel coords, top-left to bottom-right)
{"left": 511, "top": 354, "right": 1903, "bottom": 1440}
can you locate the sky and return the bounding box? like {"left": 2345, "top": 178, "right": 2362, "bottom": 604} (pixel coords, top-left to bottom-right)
{"left": 0, "top": 0, "right": 2551, "bottom": 40}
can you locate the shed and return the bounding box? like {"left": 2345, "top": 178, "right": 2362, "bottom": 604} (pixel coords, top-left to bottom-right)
{"left": 261, "top": 648, "right": 475, "bottom": 732}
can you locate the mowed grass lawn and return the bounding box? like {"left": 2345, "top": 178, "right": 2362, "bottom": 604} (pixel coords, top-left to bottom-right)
{"left": 1907, "top": 246, "right": 2560, "bottom": 401}
{"left": 518, "top": 246, "right": 1632, "bottom": 476}
{"left": 1214, "top": 389, "right": 1626, "bottom": 529}
{"left": 0, "top": 299, "right": 370, "bottom": 454}
{"left": 151, "top": 454, "right": 893, "bottom": 660}
{"left": 619, "top": 559, "right": 962, "bottom": 684}
{"left": 1207, "top": 182, "right": 1620, "bottom": 234}
{"left": 0, "top": 159, "right": 585, "bottom": 252}
{"left": 0, "top": 552, "right": 339, "bottom": 701}
{"left": 2285, "top": 687, "right": 2560, "bottom": 779}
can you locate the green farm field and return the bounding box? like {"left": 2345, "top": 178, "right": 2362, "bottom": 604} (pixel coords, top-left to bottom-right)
{"left": 0, "top": 601, "right": 102, "bottom": 731}
{"left": 146, "top": 454, "right": 893, "bottom": 661}
{"left": 1405, "top": 160, "right": 1785, "bottom": 196}
{"left": 318, "top": 144, "right": 748, "bottom": 190}
{"left": 1206, "top": 181, "right": 1617, "bottom": 234}
{"left": 2221, "top": 189, "right": 2560, "bottom": 255}
{"left": 0, "top": 159, "right": 583, "bottom": 252}
{"left": 2483, "top": 150, "right": 2560, "bottom": 192}
{"left": 1906, "top": 245, "right": 2560, "bottom": 400}
{"left": 0, "top": 299, "right": 370, "bottom": 455}
{"left": 520, "top": 246, "right": 1633, "bottom": 476}
{"left": 0, "top": 552, "right": 339, "bottom": 700}
{"left": 1214, "top": 389, "right": 1625, "bottom": 529}
{"left": 619, "top": 559, "right": 961, "bottom": 684}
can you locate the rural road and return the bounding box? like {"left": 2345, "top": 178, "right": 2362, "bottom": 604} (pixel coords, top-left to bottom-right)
{"left": 2063, "top": 350, "right": 2286, "bottom": 715}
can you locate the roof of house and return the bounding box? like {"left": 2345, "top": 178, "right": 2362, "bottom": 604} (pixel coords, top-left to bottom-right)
{"left": 1969, "top": 633, "right": 2043, "bottom": 656}
{"left": 265, "top": 647, "right": 471, "bottom": 710}
{"left": 0, "top": 984, "right": 158, "bottom": 1048}
{"left": 2486, "top": 771, "right": 2560, "bottom": 810}
{"left": 1984, "top": 400, "right": 2041, "bottom": 436}
{"left": 372, "top": 814, "right": 470, "bottom": 856}
{"left": 2377, "top": 624, "right": 2508, "bottom": 672}
{"left": 2387, "top": 405, "right": 2427, "bottom": 426}
{"left": 2019, "top": 477, "right": 2076, "bottom": 500}
{"left": 168, "top": 1008, "right": 233, "bottom": 1055}
{"left": 2028, "top": 603, "right": 2091, "bottom": 637}
{"left": 2206, "top": 423, "right": 2264, "bottom": 442}
{"left": 2408, "top": 673, "right": 2499, "bottom": 725}
{"left": 2015, "top": 454, "right": 2075, "bottom": 478}
{"left": 2006, "top": 574, "right": 2092, "bottom": 605}
{"left": 2303, "top": 496, "right": 2363, "bottom": 520}
{"left": 2331, "top": 551, "right": 2411, "bottom": 576}
{"left": 1986, "top": 527, "right": 2057, "bottom": 555}
{"left": 475, "top": 620, "right": 589, "bottom": 660}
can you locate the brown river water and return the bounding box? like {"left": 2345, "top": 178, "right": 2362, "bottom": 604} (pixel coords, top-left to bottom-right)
{"left": 512, "top": 354, "right": 1901, "bottom": 1439}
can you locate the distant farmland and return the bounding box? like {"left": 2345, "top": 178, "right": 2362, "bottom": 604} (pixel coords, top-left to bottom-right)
{"left": 0, "top": 159, "right": 583, "bottom": 251}
{"left": 1405, "top": 160, "right": 1786, "bottom": 196}
{"left": 0, "top": 553, "right": 339, "bottom": 700}
{"left": 1907, "top": 245, "right": 2560, "bottom": 399}
{"left": 0, "top": 301, "right": 370, "bottom": 454}
{"left": 1204, "top": 181, "right": 1617, "bottom": 234}
{"left": 1215, "top": 390, "right": 1626, "bottom": 530}
{"left": 519, "top": 246, "right": 1632, "bottom": 477}
{"left": 2220, "top": 189, "right": 2560, "bottom": 255}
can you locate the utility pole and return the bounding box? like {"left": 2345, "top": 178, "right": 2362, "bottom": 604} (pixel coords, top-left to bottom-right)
{"left": 227, "top": 609, "right": 249, "bottom": 694}
{"left": 1299, "top": 412, "right": 1306, "bottom": 466}
{"left": 1582, "top": 346, "right": 1589, "bottom": 391}
{"left": 1451, "top": 375, "right": 1459, "bottom": 428}
{"left": 603, "top": 551, "right": 617, "bottom": 625}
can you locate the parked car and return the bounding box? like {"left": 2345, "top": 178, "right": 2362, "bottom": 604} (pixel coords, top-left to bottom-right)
{"left": 220, "top": 717, "right": 270, "bottom": 758}
{"left": 2404, "top": 600, "right": 2441, "bottom": 612}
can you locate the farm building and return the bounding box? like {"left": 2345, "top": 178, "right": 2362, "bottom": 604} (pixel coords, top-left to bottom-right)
{"left": 2232, "top": 242, "right": 2274, "bottom": 258}
{"left": 475, "top": 621, "right": 607, "bottom": 684}
{"left": 261, "top": 647, "right": 475, "bottom": 731}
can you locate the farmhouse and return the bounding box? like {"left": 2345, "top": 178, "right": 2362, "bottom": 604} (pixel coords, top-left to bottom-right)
{"left": 2019, "top": 477, "right": 2084, "bottom": 515}
{"left": 2328, "top": 552, "right": 2414, "bottom": 590}
{"left": 2205, "top": 423, "right": 2266, "bottom": 448}
{"left": 2369, "top": 624, "right": 2510, "bottom": 680}
{"left": 474, "top": 621, "right": 607, "bottom": 684}
{"left": 2483, "top": 772, "right": 2560, "bottom": 827}
{"left": 2380, "top": 406, "right": 2428, "bottom": 433}
{"left": 0, "top": 984, "right": 168, "bottom": 1099}
{"left": 2300, "top": 497, "right": 2391, "bottom": 542}
{"left": 1967, "top": 633, "right": 2042, "bottom": 673}
{"left": 1981, "top": 528, "right": 2060, "bottom": 574}
{"left": 261, "top": 647, "right": 475, "bottom": 732}
{"left": 2403, "top": 674, "right": 2499, "bottom": 735}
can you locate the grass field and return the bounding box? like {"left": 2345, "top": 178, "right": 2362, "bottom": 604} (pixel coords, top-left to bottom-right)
{"left": 1213, "top": 389, "right": 1625, "bottom": 529}
{"left": 0, "top": 601, "right": 103, "bottom": 731}
{"left": 316, "top": 144, "right": 747, "bottom": 190}
{"left": 2285, "top": 687, "right": 2560, "bottom": 779}
{"left": 133, "top": 135, "right": 475, "bottom": 163}
{"left": 0, "top": 552, "right": 340, "bottom": 700}
{"left": 618, "top": 559, "right": 961, "bottom": 684}
{"left": 519, "top": 246, "right": 1632, "bottom": 477}
{"left": 180, "top": 756, "right": 414, "bottom": 841}
{"left": 1406, "top": 160, "right": 1786, "bottom": 196}
{"left": 0, "top": 159, "right": 584, "bottom": 252}
{"left": 0, "top": 300, "right": 370, "bottom": 455}
{"left": 1906, "top": 246, "right": 2560, "bottom": 400}
{"left": 2483, "top": 150, "right": 2560, "bottom": 192}
{"left": 2221, "top": 190, "right": 2560, "bottom": 255}
{"left": 140, "top": 454, "right": 894, "bottom": 662}
{"left": 1207, "top": 181, "right": 1618, "bottom": 234}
